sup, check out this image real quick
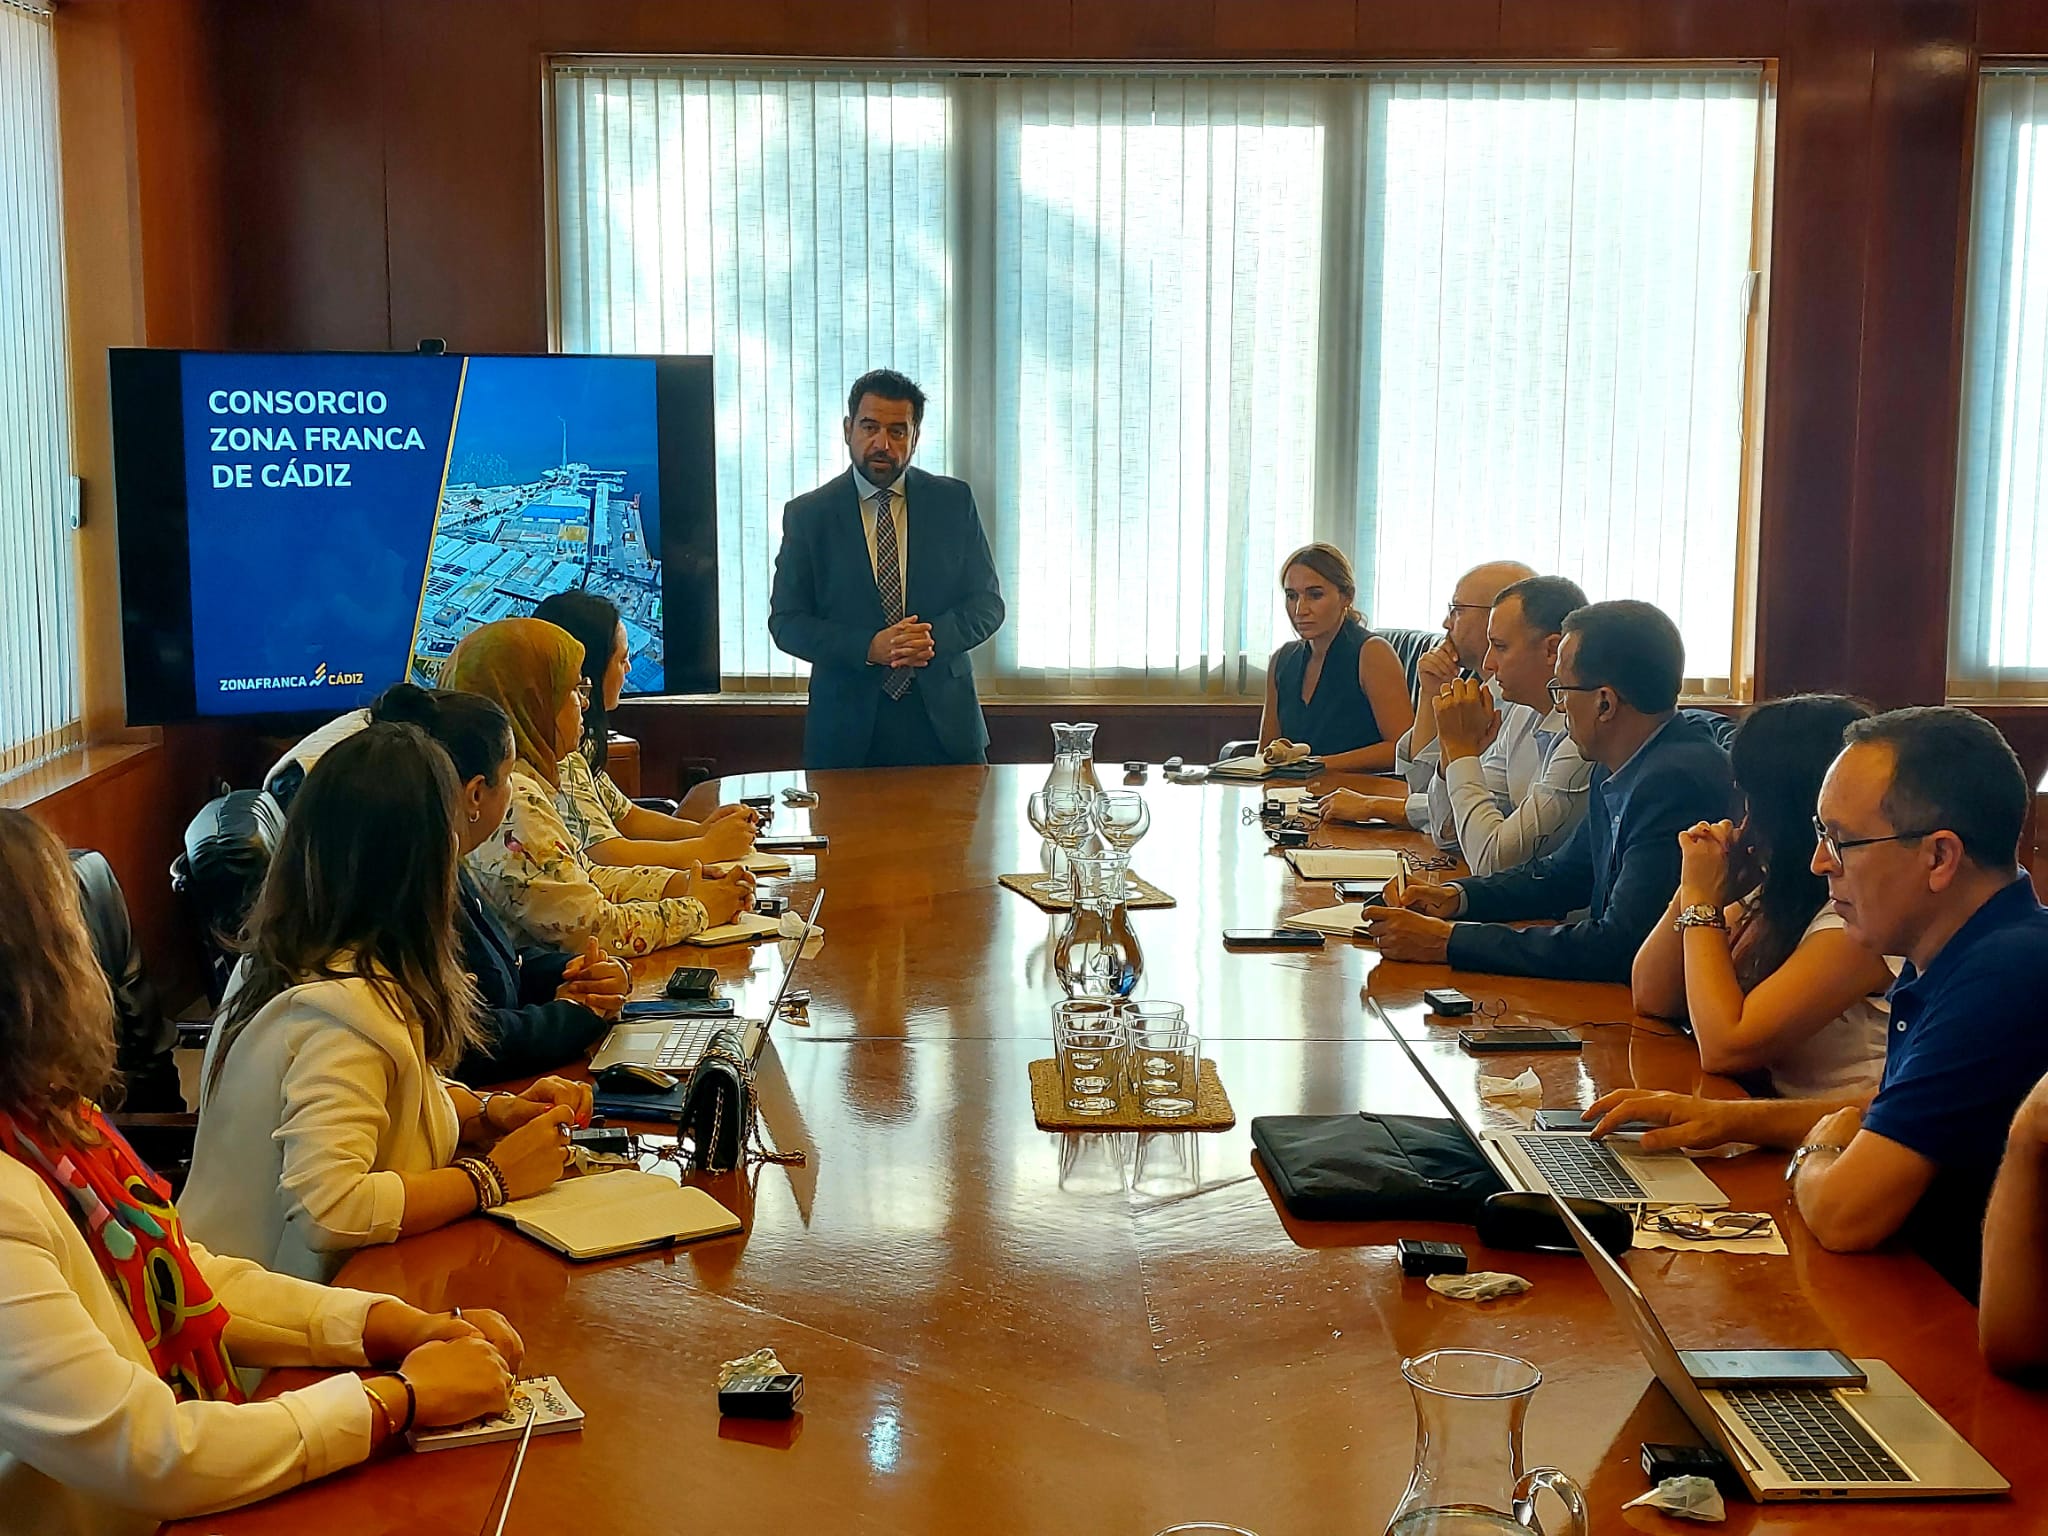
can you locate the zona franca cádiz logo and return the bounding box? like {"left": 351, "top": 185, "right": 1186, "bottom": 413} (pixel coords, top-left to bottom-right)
{"left": 217, "top": 660, "right": 367, "bottom": 694}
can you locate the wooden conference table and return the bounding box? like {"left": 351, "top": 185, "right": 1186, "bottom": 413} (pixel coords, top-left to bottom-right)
{"left": 172, "top": 765, "right": 2048, "bottom": 1536}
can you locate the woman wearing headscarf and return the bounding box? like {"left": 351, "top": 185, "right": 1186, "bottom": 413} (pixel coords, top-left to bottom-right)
{"left": 443, "top": 617, "right": 752, "bottom": 956}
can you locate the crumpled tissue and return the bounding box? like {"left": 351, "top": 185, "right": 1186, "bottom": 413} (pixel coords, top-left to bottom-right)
{"left": 1476, "top": 1068, "right": 1543, "bottom": 1105}
{"left": 1262, "top": 737, "right": 1314, "bottom": 766}
{"left": 1623, "top": 1476, "right": 1726, "bottom": 1523}
{"left": 718, "top": 1347, "right": 789, "bottom": 1389}
{"left": 779, "top": 909, "right": 824, "bottom": 959}
{"left": 1425, "top": 1270, "right": 1532, "bottom": 1302}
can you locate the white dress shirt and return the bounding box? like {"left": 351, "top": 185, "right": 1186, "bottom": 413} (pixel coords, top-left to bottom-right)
{"left": 1439, "top": 703, "right": 1593, "bottom": 877}
{"left": 853, "top": 467, "right": 910, "bottom": 592}
{"left": 184, "top": 974, "right": 463, "bottom": 1282}
{"left": 1393, "top": 678, "right": 1506, "bottom": 843}
{"left": 0, "top": 1156, "right": 376, "bottom": 1536}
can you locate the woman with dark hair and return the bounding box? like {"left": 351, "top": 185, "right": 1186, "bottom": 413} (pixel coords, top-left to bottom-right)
{"left": 1632, "top": 693, "right": 1896, "bottom": 1098}
{"left": 369, "top": 684, "right": 626, "bottom": 1084}
{"left": 1257, "top": 542, "right": 1413, "bottom": 773}
{"left": 445, "top": 617, "right": 753, "bottom": 955}
{"left": 0, "top": 808, "right": 522, "bottom": 1535}
{"left": 182, "top": 724, "right": 585, "bottom": 1282}
{"left": 529, "top": 589, "right": 758, "bottom": 871}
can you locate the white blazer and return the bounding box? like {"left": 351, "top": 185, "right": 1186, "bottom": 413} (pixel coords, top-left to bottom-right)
{"left": 0, "top": 1155, "right": 376, "bottom": 1536}
{"left": 183, "top": 976, "right": 462, "bottom": 1282}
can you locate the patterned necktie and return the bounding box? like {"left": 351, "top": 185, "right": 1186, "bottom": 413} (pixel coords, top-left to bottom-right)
{"left": 873, "top": 487, "right": 911, "bottom": 699}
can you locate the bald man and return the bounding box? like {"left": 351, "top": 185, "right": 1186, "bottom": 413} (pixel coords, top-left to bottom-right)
{"left": 1318, "top": 559, "right": 1534, "bottom": 848}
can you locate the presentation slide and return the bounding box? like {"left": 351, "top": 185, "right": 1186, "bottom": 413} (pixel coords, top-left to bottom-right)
{"left": 171, "top": 352, "right": 665, "bottom": 716}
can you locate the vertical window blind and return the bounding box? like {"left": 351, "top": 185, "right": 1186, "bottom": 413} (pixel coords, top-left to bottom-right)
{"left": 0, "top": 0, "right": 79, "bottom": 774}
{"left": 553, "top": 64, "right": 1767, "bottom": 697}
{"left": 1953, "top": 70, "right": 2048, "bottom": 698}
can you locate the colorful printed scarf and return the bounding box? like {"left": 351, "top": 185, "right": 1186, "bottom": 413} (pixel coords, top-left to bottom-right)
{"left": 0, "top": 1103, "right": 244, "bottom": 1402}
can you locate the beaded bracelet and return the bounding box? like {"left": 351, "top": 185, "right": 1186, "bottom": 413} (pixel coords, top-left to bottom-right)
{"left": 392, "top": 1371, "right": 418, "bottom": 1436}
{"left": 455, "top": 1156, "right": 502, "bottom": 1210}
{"left": 479, "top": 1154, "right": 510, "bottom": 1206}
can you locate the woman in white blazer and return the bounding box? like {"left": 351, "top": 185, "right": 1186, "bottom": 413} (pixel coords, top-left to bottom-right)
{"left": 183, "top": 723, "right": 589, "bottom": 1283}
{"left": 0, "top": 808, "right": 523, "bottom": 1536}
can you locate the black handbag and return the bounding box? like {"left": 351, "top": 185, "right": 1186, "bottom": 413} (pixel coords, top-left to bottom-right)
{"left": 1250, "top": 1112, "right": 1507, "bottom": 1222}
{"left": 677, "top": 1028, "right": 805, "bottom": 1174}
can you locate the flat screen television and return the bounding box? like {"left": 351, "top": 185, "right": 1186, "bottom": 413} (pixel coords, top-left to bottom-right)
{"left": 109, "top": 349, "right": 718, "bottom": 724}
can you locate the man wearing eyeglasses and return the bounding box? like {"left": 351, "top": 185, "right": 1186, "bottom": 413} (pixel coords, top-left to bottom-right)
{"left": 1586, "top": 707, "right": 2048, "bottom": 1298}
{"left": 1316, "top": 560, "right": 1532, "bottom": 833}
{"left": 1363, "top": 599, "right": 1734, "bottom": 981}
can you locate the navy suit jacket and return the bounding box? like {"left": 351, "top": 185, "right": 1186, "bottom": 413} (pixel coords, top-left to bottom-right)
{"left": 768, "top": 466, "right": 1006, "bottom": 768}
{"left": 1444, "top": 710, "right": 1736, "bottom": 982}
{"left": 451, "top": 872, "right": 610, "bottom": 1086}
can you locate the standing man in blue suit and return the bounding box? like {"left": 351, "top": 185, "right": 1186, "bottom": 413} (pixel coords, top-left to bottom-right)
{"left": 769, "top": 370, "right": 1006, "bottom": 769}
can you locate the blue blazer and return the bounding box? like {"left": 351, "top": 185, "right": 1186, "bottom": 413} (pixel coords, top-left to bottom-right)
{"left": 1444, "top": 710, "right": 1736, "bottom": 982}
{"left": 768, "top": 466, "right": 1006, "bottom": 768}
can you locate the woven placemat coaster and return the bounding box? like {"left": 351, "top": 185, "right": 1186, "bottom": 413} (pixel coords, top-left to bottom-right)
{"left": 998, "top": 871, "right": 1178, "bottom": 911}
{"left": 1027, "top": 1057, "right": 1235, "bottom": 1131}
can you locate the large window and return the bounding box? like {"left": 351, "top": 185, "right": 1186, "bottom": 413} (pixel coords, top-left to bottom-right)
{"left": 0, "top": 0, "right": 79, "bottom": 775}
{"left": 553, "top": 64, "right": 1768, "bottom": 697}
{"left": 1953, "top": 69, "right": 2048, "bottom": 698}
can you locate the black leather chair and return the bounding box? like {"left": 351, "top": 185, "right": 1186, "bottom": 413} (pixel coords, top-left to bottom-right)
{"left": 70, "top": 850, "right": 199, "bottom": 1186}
{"left": 171, "top": 789, "right": 286, "bottom": 1006}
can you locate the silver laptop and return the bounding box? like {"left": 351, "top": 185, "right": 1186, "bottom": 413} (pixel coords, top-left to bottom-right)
{"left": 1554, "top": 1195, "right": 2006, "bottom": 1500}
{"left": 589, "top": 893, "right": 821, "bottom": 1075}
{"left": 1372, "top": 999, "right": 1730, "bottom": 1208}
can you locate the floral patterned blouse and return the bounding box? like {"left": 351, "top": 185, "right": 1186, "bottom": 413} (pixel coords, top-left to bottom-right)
{"left": 555, "top": 749, "right": 634, "bottom": 852}
{"left": 466, "top": 767, "right": 707, "bottom": 957}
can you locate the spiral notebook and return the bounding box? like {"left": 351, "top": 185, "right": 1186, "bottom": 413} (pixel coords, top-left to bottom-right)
{"left": 408, "top": 1376, "right": 584, "bottom": 1452}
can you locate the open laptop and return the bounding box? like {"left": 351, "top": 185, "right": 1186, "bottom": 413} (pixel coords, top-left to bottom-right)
{"left": 1373, "top": 998, "right": 1730, "bottom": 1208}
{"left": 590, "top": 893, "right": 821, "bottom": 1075}
{"left": 1553, "top": 1194, "right": 2006, "bottom": 1499}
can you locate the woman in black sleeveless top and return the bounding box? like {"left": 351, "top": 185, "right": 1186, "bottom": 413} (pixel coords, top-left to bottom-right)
{"left": 1259, "top": 543, "right": 1414, "bottom": 772}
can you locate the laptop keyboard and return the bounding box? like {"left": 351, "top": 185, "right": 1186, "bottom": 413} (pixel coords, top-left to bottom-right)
{"left": 1722, "top": 1387, "right": 1912, "bottom": 1484}
{"left": 653, "top": 1020, "right": 723, "bottom": 1071}
{"left": 1510, "top": 1133, "right": 1648, "bottom": 1203}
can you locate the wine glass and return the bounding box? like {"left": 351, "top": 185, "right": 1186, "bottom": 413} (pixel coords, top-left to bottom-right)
{"left": 1025, "top": 789, "right": 1069, "bottom": 899}
{"left": 1092, "top": 790, "right": 1150, "bottom": 852}
{"left": 1092, "top": 789, "right": 1150, "bottom": 896}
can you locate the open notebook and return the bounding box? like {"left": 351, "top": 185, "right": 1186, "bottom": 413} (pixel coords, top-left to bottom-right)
{"left": 1281, "top": 902, "right": 1370, "bottom": 937}
{"left": 486, "top": 1170, "right": 741, "bottom": 1260}
{"left": 1283, "top": 848, "right": 1404, "bottom": 881}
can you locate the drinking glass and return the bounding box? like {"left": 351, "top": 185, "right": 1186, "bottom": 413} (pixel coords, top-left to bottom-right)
{"left": 1120, "top": 1002, "right": 1187, "bottom": 1096}
{"left": 1025, "top": 789, "right": 1071, "bottom": 898}
{"left": 1093, "top": 789, "right": 1151, "bottom": 853}
{"left": 1133, "top": 1029, "right": 1199, "bottom": 1118}
{"left": 1131, "top": 1130, "right": 1203, "bottom": 1199}
{"left": 1058, "top": 1028, "right": 1125, "bottom": 1115}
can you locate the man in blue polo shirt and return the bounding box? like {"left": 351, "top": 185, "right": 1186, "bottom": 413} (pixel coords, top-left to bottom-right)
{"left": 1588, "top": 706, "right": 2048, "bottom": 1296}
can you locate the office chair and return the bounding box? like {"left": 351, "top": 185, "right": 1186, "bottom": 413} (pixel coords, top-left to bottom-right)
{"left": 70, "top": 850, "right": 198, "bottom": 1187}
{"left": 171, "top": 789, "right": 285, "bottom": 1006}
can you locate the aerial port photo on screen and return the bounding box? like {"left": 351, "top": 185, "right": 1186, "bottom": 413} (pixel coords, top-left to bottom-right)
{"left": 407, "top": 356, "right": 665, "bottom": 692}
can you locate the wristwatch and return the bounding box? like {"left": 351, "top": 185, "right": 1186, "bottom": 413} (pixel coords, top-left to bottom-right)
{"left": 1674, "top": 902, "right": 1727, "bottom": 933}
{"left": 1784, "top": 1141, "right": 1846, "bottom": 1182}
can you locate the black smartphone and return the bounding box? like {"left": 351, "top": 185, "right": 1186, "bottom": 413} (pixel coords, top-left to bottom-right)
{"left": 568, "top": 1126, "right": 634, "bottom": 1155}
{"left": 1532, "top": 1108, "right": 1658, "bottom": 1135}
{"left": 1458, "top": 1026, "right": 1583, "bottom": 1053}
{"left": 1676, "top": 1349, "right": 1866, "bottom": 1389}
{"left": 1223, "top": 928, "right": 1325, "bottom": 949}
{"left": 665, "top": 965, "right": 717, "bottom": 1000}
{"left": 756, "top": 834, "right": 827, "bottom": 852}
{"left": 621, "top": 997, "right": 735, "bottom": 1020}
{"left": 1333, "top": 878, "right": 1389, "bottom": 903}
